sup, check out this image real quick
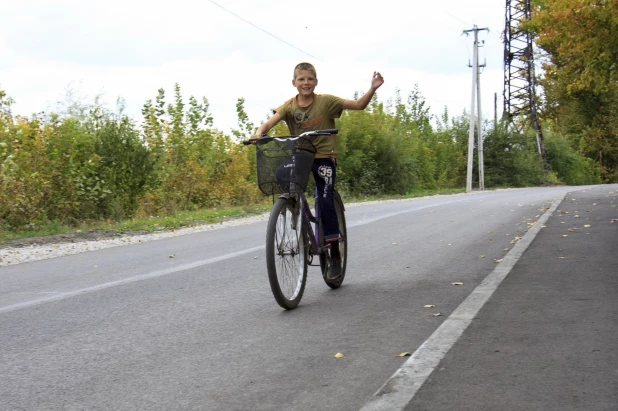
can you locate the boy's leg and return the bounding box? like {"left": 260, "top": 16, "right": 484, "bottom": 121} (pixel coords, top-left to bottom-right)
{"left": 312, "top": 159, "right": 340, "bottom": 261}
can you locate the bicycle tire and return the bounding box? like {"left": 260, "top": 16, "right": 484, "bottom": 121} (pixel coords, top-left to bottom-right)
{"left": 266, "top": 197, "right": 308, "bottom": 309}
{"left": 321, "top": 192, "right": 348, "bottom": 289}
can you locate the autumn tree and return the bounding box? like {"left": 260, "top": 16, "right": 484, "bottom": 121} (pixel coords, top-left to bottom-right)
{"left": 528, "top": 0, "right": 618, "bottom": 181}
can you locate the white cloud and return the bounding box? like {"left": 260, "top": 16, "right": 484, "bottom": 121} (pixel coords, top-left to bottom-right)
{"left": 1, "top": 0, "right": 507, "bottom": 133}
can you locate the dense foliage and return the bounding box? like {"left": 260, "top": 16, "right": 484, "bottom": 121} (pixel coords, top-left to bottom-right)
{"left": 0, "top": 86, "right": 262, "bottom": 229}
{"left": 528, "top": 0, "right": 618, "bottom": 181}
{"left": 0, "top": 76, "right": 601, "bottom": 230}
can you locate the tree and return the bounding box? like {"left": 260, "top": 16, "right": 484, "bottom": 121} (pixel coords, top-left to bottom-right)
{"left": 528, "top": 0, "right": 617, "bottom": 181}
{"left": 231, "top": 98, "right": 255, "bottom": 140}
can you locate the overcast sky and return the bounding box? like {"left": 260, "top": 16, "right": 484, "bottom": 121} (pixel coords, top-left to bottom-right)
{"left": 1, "top": 0, "right": 506, "bottom": 134}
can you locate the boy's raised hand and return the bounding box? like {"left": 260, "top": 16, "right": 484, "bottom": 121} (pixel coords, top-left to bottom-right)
{"left": 371, "top": 71, "right": 384, "bottom": 90}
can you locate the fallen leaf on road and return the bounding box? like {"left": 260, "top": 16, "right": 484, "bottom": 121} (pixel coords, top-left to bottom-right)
{"left": 612, "top": 219, "right": 618, "bottom": 223}
{"left": 494, "top": 259, "right": 503, "bottom": 263}
{"left": 334, "top": 353, "right": 344, "bottom": 359}
{"left": 392, "top": 242, "right": 397, "bottom": 245}
{"left": 169, "top": 254, "right": 176, "bottom": 258}
{"left": 559, "top": 257, "right": 566, "bottom": 259}
{"left": 561, "top": 235, "right": 568, "bottom": 238}
{"left": 427, "top": 313, "right": 442, "bottom": 316}
{"left": 253, "top": 256, "right": 258, "bottom": 259}
{"left": 568, "top": 229, "right": 575, "bottom": 232}
{"left": 452, "top": 282, "right": 464, "bottom": 286}
{"left": 478, "top": 255, "right": 485, "bottom": 259}
{"left": 574, "top": 215, "right": 580, "bottom": 218}
{"left": 584, "top": 224, "right": 591, "bottom": 228}
{"left": 424, "top": 304, "right": 436, "bottom": 308}
{"left": 396, "top": 352, "right": 412, "bottom": 357}
{"left": 503, "top": 248, "right": 509, "bottom": 251}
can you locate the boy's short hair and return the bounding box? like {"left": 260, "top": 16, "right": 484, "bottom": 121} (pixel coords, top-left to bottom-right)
{"left": 294, "top": 62, "right": 317, "bottom": 79}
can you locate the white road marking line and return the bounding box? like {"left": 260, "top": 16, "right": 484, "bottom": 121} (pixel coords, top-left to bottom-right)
{"left": 0, "top": 246, "right": 264, "bottom": 314}
{"left": 348, "top": 199, "right": 471, "bottom": 228}
{"left": 1, "top": 196, "right": 476, "bottom": 314}
{"left": 0, "top": 191, "right": 552, "bottom": 315}
{"left": 358, "top": 192, "right": 565, "bottom": 411}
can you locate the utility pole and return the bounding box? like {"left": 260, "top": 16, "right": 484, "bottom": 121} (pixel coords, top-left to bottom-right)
{"left": 464, "top": 25, "right": 488, "bottom": 193}
{"left": 494, "top": 92, "right": 498, "bottom": 129}
{"left": 477, "top": 52, "right": 486, "bottom": 191}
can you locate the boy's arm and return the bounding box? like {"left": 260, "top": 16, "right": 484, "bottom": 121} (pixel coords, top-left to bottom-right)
{"left": 251, "top": 112, "right": 282, "bottom": 141}
{"left": 342, "top": 71, "right": 384, "bottom": 110}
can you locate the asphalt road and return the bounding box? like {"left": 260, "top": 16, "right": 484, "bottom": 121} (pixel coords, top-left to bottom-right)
{"left": 0, "top": 186, "right": 610, "bottom": 410}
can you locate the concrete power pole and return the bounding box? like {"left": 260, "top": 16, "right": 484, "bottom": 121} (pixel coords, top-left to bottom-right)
{"left": 464, "top": 25, "right": 488, "bottom": 193}
{"left": 477, "top": 51, "right": 486, "bottom": 191}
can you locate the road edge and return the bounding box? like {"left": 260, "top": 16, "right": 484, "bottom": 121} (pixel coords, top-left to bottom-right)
{"left": 358, "top": 192, "right": 567, "bottom": 411}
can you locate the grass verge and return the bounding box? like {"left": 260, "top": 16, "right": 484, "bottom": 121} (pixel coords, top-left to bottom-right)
{"left": 0, "top": 188, "right": 467, "bottom": 244}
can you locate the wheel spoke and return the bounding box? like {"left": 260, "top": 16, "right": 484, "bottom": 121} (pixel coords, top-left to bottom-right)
{"left": 273, "top": 203, "right": 305, "bottom": 300}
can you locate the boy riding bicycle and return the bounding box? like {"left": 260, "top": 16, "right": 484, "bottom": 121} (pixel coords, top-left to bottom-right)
{"left": 251, "top": 62, "right": 384, "bottom": 279}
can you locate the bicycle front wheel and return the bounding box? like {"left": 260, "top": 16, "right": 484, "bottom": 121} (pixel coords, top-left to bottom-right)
{"left": 266, "top": 197, "right": 308, "bottom": 309}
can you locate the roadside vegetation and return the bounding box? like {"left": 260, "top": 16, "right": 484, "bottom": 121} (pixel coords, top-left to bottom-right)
{"left": 1, "top": 0, "right": 614, "bottom": 243}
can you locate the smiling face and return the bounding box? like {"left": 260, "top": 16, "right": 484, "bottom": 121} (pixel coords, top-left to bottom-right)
{"left": 292, "top": 69, "right": 318, "bottom": 97}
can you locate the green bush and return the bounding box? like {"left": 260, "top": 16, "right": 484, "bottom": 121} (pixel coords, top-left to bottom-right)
{"left": 482, "top": 125, "right": 545, "bottom": 187}
{"left": 544, "top": 133, "right": 601, "bottom": 185}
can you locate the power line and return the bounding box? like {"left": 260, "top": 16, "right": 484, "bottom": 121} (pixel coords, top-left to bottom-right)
{"left": 443, "top": 10, "right": 471, "bottom": 26}
{"left": 207, "top": 0, "right": 323, "bottom": 62}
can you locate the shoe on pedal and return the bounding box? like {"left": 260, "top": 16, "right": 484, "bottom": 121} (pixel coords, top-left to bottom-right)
{"left": 325, "top": 234, "right": 341, "bottom": 244}
{"left": 327, "top": 257, "right": 342, "bottom": 280}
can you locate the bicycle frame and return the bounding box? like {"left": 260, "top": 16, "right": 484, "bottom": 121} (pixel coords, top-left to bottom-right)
{"left": 296, "top": 188, "right": 330, "bottom": 260}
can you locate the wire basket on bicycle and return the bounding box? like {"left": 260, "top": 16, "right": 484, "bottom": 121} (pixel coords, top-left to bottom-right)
{"left": 255, "top": 137, "right": 316, "bottom": 195}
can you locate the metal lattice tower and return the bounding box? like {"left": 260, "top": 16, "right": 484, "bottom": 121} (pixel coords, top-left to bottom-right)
{"left": 503, "top": 0, "right": 546, "bottom": 158}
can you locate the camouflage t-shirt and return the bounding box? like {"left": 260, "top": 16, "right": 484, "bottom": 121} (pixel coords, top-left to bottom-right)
{"left": 277, "top": 94, "right": 344, "bottom": 159}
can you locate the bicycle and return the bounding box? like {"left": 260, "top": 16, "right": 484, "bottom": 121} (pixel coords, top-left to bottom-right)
{"left": 243, "top": 129, "right": 348, "bottom": 309}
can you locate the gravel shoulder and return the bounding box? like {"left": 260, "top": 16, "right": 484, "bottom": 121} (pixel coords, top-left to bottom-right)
{"left": 0, "top": 213, "right": 272, "bottom": 266}
{"left": 0, "top": 190, "right": 510, "bottom": 267}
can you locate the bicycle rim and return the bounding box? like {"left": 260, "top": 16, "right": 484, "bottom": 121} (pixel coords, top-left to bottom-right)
{"left": 266, "top": 198, "right": 308, "bottom": 309}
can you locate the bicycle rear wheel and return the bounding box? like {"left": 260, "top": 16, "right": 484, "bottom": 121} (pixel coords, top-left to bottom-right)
{"left": 321, "top": 191, "right": 348, "bottom": 289}
{"left": 266, "top": 197, "right": 308, "bottom": 309}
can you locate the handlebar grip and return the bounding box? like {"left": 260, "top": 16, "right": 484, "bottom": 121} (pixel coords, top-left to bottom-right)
{"left": 242, "top": 140, "right": 252, "bottom": 145}
{"left": 321, "top": 128, "right": 338, "bottom": 135}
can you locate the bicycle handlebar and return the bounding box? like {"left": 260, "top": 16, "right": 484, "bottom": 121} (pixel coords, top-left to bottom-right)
{"left": 242, "top": 128, "right": 338, "bottom": 145}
